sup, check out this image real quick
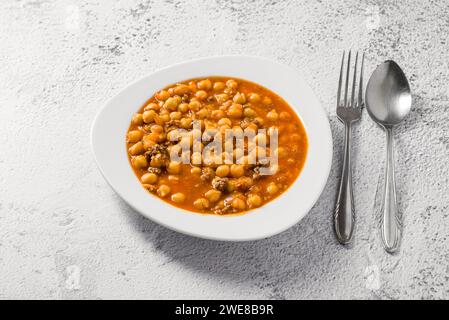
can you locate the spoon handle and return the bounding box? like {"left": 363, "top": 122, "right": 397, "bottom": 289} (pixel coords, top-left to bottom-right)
{"left": 381, "top": 128, "right": 402, "bottom": 253}
{"left": 334, "top": 123, "right": 355, "bottom": 244}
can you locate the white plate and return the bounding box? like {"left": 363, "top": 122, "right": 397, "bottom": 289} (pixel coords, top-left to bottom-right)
{"left": 91, "top": 56, "right": 332, "bottom": 241}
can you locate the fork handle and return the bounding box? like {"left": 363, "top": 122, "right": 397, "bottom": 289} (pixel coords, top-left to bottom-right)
{"left": 334, "top": 123, "right": 355, "bottom": 244}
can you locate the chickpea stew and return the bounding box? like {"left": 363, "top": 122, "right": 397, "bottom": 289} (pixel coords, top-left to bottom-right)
{"left": 126, "top": 77, "right": 308, "bottom": 215}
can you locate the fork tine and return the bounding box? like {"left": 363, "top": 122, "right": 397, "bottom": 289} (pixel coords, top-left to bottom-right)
{"left": 351, "top": 52, "right": 358, "bottom": 107}
{"left": 344, "top": 50, "right": 351, "bottom": 107}
{"left": 358, "top": 52, "right": 365, "bottom": 108}
{"left": 337, "top": 51, "right": 345, "bottom": 107}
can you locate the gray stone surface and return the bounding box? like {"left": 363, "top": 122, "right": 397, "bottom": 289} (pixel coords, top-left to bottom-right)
{"left": 0, "top": 0, "right": 448, "bottom": 299}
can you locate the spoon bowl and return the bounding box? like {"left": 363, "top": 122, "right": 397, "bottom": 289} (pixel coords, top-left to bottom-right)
{"left": 366, "top": 60, "right": 411, "bottom": 127}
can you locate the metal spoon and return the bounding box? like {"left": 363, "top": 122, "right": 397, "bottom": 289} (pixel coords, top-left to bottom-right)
{"left": 365, "top": 60, "right": 411, "bottom": 253}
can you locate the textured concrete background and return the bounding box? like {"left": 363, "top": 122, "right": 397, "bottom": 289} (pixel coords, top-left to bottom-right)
{"left": 0, "top": 0, "right": 448, "bottom": 300}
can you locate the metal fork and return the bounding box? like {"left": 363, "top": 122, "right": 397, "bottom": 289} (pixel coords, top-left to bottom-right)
{"left": 334, "top": 51, "right": 365, "bottom": 245}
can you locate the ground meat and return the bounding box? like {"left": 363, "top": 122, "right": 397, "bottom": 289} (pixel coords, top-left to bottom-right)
{"left": 142, "top": 184, "right": 157, "bottom": 193}
{"left": 212, "top": 177, "right": 229, "bottom": 192}
{"left": 211, "top": 201, "right": 232, "bottom": 215}
{"left": 252, "top": 166, "right": 262, "bottom": 180}
{"left": 235, "top": 176, "right": 253, "bottom": 192}
{"left": 201, "top": 167, "right": 215, "bottom": 181}
{"left": 165, "top": 120, "right": 181, "bottom": 133}
{"left": 253, "top": 163, "right": 269, "bottom": 180}
{"left": 181, "top": 94, "right": 191, "bottom": 103}
{"left": 239, "top": 117, "right": 252, "bottom": 129}
{"left": 147, "top": 167, "right": 162, "bottom": 175}
{"left": 145, "top": 144, "right": 169, "bottom": 163}
{"left": 144, "top": 144, "right": 170, "bottom": 169}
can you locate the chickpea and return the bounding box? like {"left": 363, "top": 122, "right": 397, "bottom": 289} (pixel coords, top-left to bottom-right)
{"left": 246, "top": 123, "right": 258, "bottom": 132}
{"left": 151, "top": 124, "right": 164, "bottom": 133}
{"left": 254, "top": 117, "right": 264, "bottom": 126}
{"left": 150, "top": 156, "right": 163, "bottom": 168}
{"left": 191, "top": 167, "right": 201, "bottom": 174}
{"left": 142, "top": 110, "right": 156, "bottom": 123}
{"left": 279, "top": 111, "right": 291, "bottom": 121}
{"left": 127, "top": 130, "right": 143, "bottom": 143}
{"left": 248, "top": 93, "right": 261, "bottom": 103}
{"left": 196, "top": 108, "right": 209, "bottom": 119}
{"left": 178, "top": 103, "right": 189, "bottom": 113}
{"left": 163, "top": 97, "right": 179, "bottom": 111}
{"left": 243, "top": 107, "right": 256, "bottom": 117}
{"left": 231, "top": 198, "right": 246, "bottom": 210}
{"left": 197, "top": 79, "right": 212, "bottom": 90}
{"left": 233, "top": 92, "right": 246, "bottom": 104}
{"left": 148, "top": 131, "right": 160, "bottom": 142}
{"left": 266, "top": 110, "right": 279, "bottom": 121}
{"left": 167, "top": 129, "right": 179, "bottom": 141}
{"left": 215, "top": 93, "right": 229, "bottom": 104}
{"left": 195, "top": 90, "right": 208, "bottom": 100}
{"left": 156, "top": 90, "right": 170, "bottom": 101}
{"left": 159, "top": 108, "right": 169, "bottom": 115}
{"left": 216, "top": 165, "right": 230, "bottom": 177}
{"left": 262, "top": 96, "right": 272, "bottom": 105}
{"left": 267, "top": 183, "right": 279, "bottom": 195}
{"left": 157, "top": 184, "right": 171, "bottom": 197}
{"left": 255, "top": 133, "right": 267, "bottom": 146}
{"left": 191, "top": 152, "right": 202, "bottom": 165}
{"left": 159, "top": 132, "right": 167, "bottom": 143}
{"left": 218, "top": 118, "right": 232, "bottom": 127}
{"left": 171, "top": 192, "right": 186, "bottom": 203}
{"left": 226, "top": 79, "right": 238, "bottom": 90}
{"left": 234, "top": 148, "right": 245, "bottom": 163}
{"left": 180, "top": 117, "right": 192, "bottom": 129}
{"left": 144, "top": 102, "right": 159, "bottom": 111}
{"left": 141, "top": 172, "right": 158, "bottom": 184}
{"left": 213, "top": 81, "right": 225, "bottom": 91}
{"left": 132, "top": 113, "right": 143, "bottom": 125}
{"left": 247, "top": 194, "right": 262, "bottom": 208}
{"left": 220, "top": 126, "right": 231, "bottom": 137}
{"left": 170, "top": 111, "right": 182, "bottom": 120}
{"left": 211, "top": 109, "right": 225, "bottom": 119}
{"left": 174, "top": 95, "right": 182, "bottom": 104}
{"left": 267, "top": 126, "right": 278, "bottom": 136}
{"left": 193, "top": 198, "right": 210, "bottom": 210}
{"left": 142, "top": 135, "right": 156, "bottom": 150}
{"left": 227, "top": 103, "right": 243, "bottom": 118}
{"left": 227, "top": 180, "right": 237, "bottom": 192}
{"left": 178, "top": 136, "right": 191, "bottom": 149}
{"left": 158, "top": 113, "right": 170, "bottom": 124}
{"left": 189, "top": 100, "right": 201, "bottom": 111}
{"left": 129, "top": 142, "right": 144, "bottom": 155}
{"left": 167, "top": 161, "right": 181, "bottom": 174}
{"left": 132, "top": 155, "right": 147, "bottom": 169}
{"left": 173, "top": 84, "right": 191, "bottom": 95}
{"left": 205, "top": 189, "right": 221, "bottom": 203}
{"left": 238, "top": 176, "right": 253, "bottom": 190}
{"left": 230, "top": 164, "right": 244, "bottom": 178}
